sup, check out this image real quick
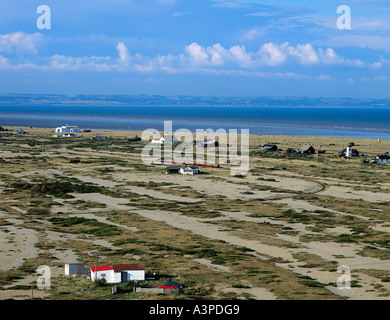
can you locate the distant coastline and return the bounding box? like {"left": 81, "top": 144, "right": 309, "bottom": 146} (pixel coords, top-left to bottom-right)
{"left": 1, "top": 113, "right": 390, "bottom": 139}
{"left": 1, "top": 96, "right": 390, "bottom": 139}
{"left": 1, "top": 94, "right": 390, "bottom": 108}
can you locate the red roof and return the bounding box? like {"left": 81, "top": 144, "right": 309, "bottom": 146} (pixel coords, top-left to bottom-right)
{"left": 90, "top": 265, "right": 114, "bottom": 272}
{"left": 113, "top": 264, "right": 144, "bottom": 272}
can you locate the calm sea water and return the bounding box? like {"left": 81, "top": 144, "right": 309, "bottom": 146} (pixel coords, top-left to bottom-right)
{"left": 1, "top": 105, "right": 390, "bottom": 138}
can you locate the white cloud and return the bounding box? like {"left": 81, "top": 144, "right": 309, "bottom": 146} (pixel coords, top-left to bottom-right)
{"left": 185, "top": 42, "right": 210, "bottom": 66}
{"left": 258, "top": 42, "right": 287, "bottom": 66}
{"left": 229, "top": 45, "right": 252, "bottom": 66}
{"left": 207, "top": 43, "right": 228, "bottom": 66}
{"left": 49, "top": 54, "right": 112, "bottom": 71}
{"left": 0, "top": 33, "right": 382, "bottom": 76}
{"left": 0, "top": 32, "right": 42, "bottom": 54}
{"left": 241, "top": 27, "right": 267, "bottom": 41}
{"left": 0, "top": 55, "right": 9, "bottom": 68}
{"left": 116, "top": 42, "right": 131, "bottom": 68}
{"left": 287, "top": 44, "right": 319, "bottom": 64}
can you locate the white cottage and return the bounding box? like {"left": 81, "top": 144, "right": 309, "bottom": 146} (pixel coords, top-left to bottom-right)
{"left": 151, "top": 136, "right": 178, "bottom": 144}
{"left": 179, "top": 165, "right": 199, "bottom": 175}
{"left": 56, "top": 125, "right": 81, "bottom": 133}
{"left": 90, "top": 265, "right": 115, "bottom": 283}
{"left": 90, "top": 264, "right": 145, "bottom": 283}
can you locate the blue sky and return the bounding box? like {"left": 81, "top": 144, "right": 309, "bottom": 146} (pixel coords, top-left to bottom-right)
{"left": 1, "top": 0, "right": 390, "bottom": 98}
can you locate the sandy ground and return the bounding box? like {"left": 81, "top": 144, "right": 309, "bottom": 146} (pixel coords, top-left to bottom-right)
{"left": 216, "top": 283, "right": 278, "bottom": 300}
{"left": 0, "top": 211, "right": 40, "bottom": 271}
{"left": 317, "top": 185, "right": 390, "bottom": 203}
{"left": 65, "top": 188, "right": 390, "bottom": 300}
{"left": 0, "top": 289, "right": 50, "bottom": 300}
{"left": 1, "top": 131, "right": 390, "bottom": 300}
{"left": 193, "top": 258, "right": 232, "bottom": 273}
{"left": 272, "top": 198, "right": 372, "bottom": 221}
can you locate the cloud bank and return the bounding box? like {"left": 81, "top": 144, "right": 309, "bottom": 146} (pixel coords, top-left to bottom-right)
{"left": 0, "top": 32, "right": 382, "bottom": 79}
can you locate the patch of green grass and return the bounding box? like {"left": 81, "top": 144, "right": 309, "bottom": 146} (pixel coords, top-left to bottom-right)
{"left": 27, "top": 208, "right": 49, "bottom": 215}
{"left": 49, "top": 217, "right": 121, "bottom": 236}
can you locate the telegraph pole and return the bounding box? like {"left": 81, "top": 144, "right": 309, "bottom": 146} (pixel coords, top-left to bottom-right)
{"left": 95, "top": 252, "right": 98, "bottom": 282}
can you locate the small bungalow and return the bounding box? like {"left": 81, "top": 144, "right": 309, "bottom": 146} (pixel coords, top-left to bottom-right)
{"left": 299, "top": 145, "right": 316, "bottom": 154}
{"left": 90, "top": 265, "right": 115, "bottom": 283}
{"left": 166, "top": 167, "right": 180, "bottom": 174}
{"left": 179, "top": 165, "right": 199, "bottom": 175}
{"left": 90, "top": 264, "right": 145, "bottom": 283}
{"left": 56, "top": 125, "right": 80, "bottom": 133}
{"left": 262, "top": 144, "right": 278, "bottom": 151}
{"left": 151, "top": 136, "right": 178, "bottom": 144}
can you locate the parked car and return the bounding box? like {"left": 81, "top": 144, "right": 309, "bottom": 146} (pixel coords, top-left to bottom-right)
{"left": 159, "top": 284, "right": 179, "bottom": 289}
{"left": 164, "top": 280, "right": 185, "bottom": 288}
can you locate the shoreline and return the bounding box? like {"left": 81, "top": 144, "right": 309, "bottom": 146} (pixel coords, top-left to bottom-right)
{"left": 2, "top": 116, "right": 390, "bottom": 140}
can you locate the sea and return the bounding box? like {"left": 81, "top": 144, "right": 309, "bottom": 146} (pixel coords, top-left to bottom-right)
{"left": 1, "top": 105, "right": 390, "bottom": 139}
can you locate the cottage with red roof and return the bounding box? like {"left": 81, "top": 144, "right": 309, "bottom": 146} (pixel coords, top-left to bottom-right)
{"left": 90, "top": 265, "right": 115, "bottom": 283}
{"left": 90, "top": 264, "right": 145, "bottom": 283}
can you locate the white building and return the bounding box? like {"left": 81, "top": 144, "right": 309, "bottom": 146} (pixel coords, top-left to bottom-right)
{"left": 179, "top": 165, "right": 199, "bottom": 175}
{"left": 65, "top": 263, "right": 86, "bottom": 276}
{"left": 56, "top": 125, "right": 80, "bottom": 133}
{"left": 113, "top": 264, "right": 145, "bottom": 282}
{"left": 90, "top": 265, "right": 115, "bottom": 283}
{"left": 90, "top": 264, "right": 145, "bottom": 283}
{"left": 151, "top": 136, "right": 178, "bottom": 144}
{"left": 196, "top": 140, "right": 219, "bottom": 148}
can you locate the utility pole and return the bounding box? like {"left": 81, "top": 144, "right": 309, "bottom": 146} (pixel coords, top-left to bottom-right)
{"left": 95, "top": 252, "right": 98, "bottom": 282}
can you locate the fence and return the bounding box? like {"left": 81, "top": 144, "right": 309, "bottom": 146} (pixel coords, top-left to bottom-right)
{"left": 135, "top": 287, "right": 183, "bottom": 294}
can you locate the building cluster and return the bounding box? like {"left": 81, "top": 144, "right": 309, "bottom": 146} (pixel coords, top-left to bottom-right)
{"left": 166, "top": 165, "right": 200, "bottom": 175}
{"left": 64, "top": 262, "right": 185, "bottom": 294}
{"left": 261, "top": 143, "right": 317, "bottom": 154}
{"left": 65, "top": 262, "right": 145, "bottom": 283}
{"left": 365, "top": 153, "right": 390, "bottom": 164}
{"left": 151, "top": 136, "right": 219, "bottom": 148}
